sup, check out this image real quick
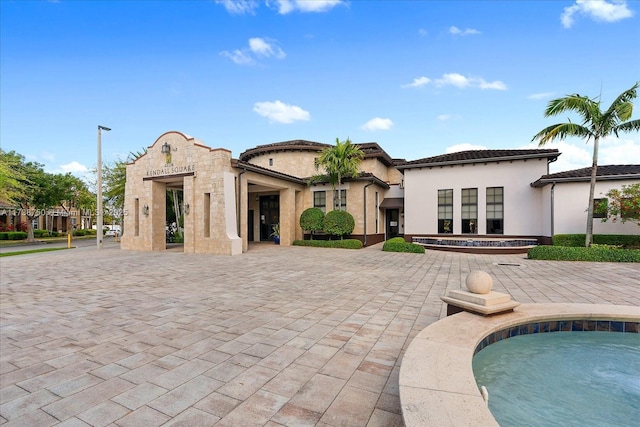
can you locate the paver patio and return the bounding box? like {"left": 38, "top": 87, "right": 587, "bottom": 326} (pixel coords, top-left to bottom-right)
{"left": 1, "top": 243, "right": 639, "bottom": 426}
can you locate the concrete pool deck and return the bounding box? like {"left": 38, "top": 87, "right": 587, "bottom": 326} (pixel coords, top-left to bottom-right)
{"left": 1, "top": 242, "right": 639, "bottom": 426}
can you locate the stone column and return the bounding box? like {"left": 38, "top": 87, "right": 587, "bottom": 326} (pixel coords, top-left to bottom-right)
{"left": 183, "top": 175, "right": 195, "bottom": 253}
{"left": 151, "top": 180, "right": 166, "bottom": 251}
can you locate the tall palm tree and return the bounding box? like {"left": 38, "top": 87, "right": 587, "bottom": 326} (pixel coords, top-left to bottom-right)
{"left": 532, "top": 82, "right": 640, "bottom": 247}
{"left": 314, "top": 138, "right": 364, "bottom": 211}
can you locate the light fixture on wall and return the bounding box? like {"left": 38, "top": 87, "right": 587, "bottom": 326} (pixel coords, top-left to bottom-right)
{"left": 161, "top": 142, "right": 171, "bottom": 154}
{"left": 184, "top": 203, "right": 190, "bottom": 215}
{"left": 143, "top": 205, "right": 149, "bottom": 216}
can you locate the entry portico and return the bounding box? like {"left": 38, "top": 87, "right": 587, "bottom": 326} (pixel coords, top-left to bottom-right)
{"left": 121, "top": 131, "right": 243, "bottom": 255}
{"left": 121, "top": 131, "right": 314, "bottom": 255}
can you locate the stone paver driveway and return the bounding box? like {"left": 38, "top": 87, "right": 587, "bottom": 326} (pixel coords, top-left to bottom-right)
{"left": 1, "top": 244, "right": 639, "bottom": 426}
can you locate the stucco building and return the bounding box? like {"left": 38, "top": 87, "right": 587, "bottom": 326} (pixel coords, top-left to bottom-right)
{"left": 121, "top": 131, "right": 639, "bottom": 255}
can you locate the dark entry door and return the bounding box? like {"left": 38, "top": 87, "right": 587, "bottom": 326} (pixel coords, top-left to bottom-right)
{"left": 386, "top": 209, "right": 399, "bottom": 238}
{"left": 259, "top": 195, "right": 279, "bottom": 241}
{"left": 248, "top": 210, "right": 254, "bottom": 242}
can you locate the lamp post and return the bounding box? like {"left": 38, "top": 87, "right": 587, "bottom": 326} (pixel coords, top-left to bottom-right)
{"left": 97, "top": 125, "right": 111, "bottom": 249}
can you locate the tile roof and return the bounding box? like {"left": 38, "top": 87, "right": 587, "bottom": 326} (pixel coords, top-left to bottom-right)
{"left": 531, "top": 164, "right": 640, "bottom": 187}
{"left": 239, "top": 140, "right": 330, "bottom": 161}
{"left": 397, "top": 149, "right": 560, "bottom": 169}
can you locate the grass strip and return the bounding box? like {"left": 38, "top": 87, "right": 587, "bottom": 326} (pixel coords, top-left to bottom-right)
{"left": 0, "top": 247, "right": 74, "bottom": 257}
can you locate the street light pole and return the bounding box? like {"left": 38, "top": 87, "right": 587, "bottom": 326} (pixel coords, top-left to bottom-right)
{"left": 97, "top": 125, "right": 111, "bottom": 249}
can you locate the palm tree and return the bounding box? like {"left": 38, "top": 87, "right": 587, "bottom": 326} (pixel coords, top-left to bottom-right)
{"left": 314, "top": 138, "right": 364, "bottom": 210}
{"left": 532, "top": 82, "right": 640, "bottom": 247}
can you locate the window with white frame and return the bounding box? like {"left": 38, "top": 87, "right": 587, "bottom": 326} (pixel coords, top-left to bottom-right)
{"left": 486, "top": 187, "right": 504, "bottom": 234}
{"left": 438, "top": 189, "right": 453, "bottom": 233}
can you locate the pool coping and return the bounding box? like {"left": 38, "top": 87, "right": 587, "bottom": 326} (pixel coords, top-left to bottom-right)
{"left": 398, "top": 303, "right": 640, "bottom": 427}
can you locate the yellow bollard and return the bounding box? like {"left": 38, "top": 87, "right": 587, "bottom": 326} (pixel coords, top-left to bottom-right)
{"left": 68, "top": 232, "right": 71, "bottom": 249}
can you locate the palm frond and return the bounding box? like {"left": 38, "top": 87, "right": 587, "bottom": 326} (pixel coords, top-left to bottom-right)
{"left": 532, "top": 123, "right": 591, "bottom": 146}
{"left": 615, "top": 119, "right": 640, "bottom": 135}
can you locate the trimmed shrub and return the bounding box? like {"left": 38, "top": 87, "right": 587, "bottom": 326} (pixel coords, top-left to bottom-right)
{"left": 7, "top": 232, "right": 27, "bottom": 240}
{"left": 382, "top": 237, "right": 425, "bottom": 254}
{"left": 323, "top": 210, "right": 355, "bottom": 238}
{"left": 300, "top": 208, "right": 325, "bottom": 239}
{"left": 293, "top": 239, "right": 363, "bottom": 249}
{"left": 74, "top": 229, "right": 87, "bottom": 236}
{"left": 0, "top": 232, "right": 8, "bottom": 240}
{"left": 553, "top": 234, "right": 640, "bottom": 248}
{"left": 49, "top": 231, "right": 60, "bottom": 237}
{"left": 528, "top": 245, "right": 640, "bottom": 262}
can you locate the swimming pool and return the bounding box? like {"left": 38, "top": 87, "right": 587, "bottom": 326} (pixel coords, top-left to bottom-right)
{"left": 473, "top": 331, "right": 640, "bottom": 426}
{"left": 399, "top": 304, "right": 640, "bottom": 427}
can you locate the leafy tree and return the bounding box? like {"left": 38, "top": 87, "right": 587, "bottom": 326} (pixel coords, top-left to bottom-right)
{"left": 595, "top": 183, "right": 640, "bottom": 227}
{"left": 0, "top": 149, "right": 29, "bottom": 205}
{"left": 300, "top": 207, "right": 325, "bottom": 239}
{"left": 323, "top": 210, "right": 355, "bottom": 239}
{"left": 532, "top": 82, "right": 640, "bottom": 247}
{"left": 313, "top": 138, "right": 364, "bottom": 210}
{"left": 101, "top": 148, "right": 146, "bottom": 235}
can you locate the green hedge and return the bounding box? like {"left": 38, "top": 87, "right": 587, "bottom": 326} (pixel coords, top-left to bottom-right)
{"left": 528, "top": 245, "right": 640, "bottom": 262}
{"left": 293, "top": 239, "right": 363, "bottom": 249}
{"left": 33, "top": 229, "right": 50, "bottom": 238}
{"left": 382, "top": 237, "right": 425, "bottom": 254}
{"left": 553, "top": 234, "right": 640, "bottom": 248}
{"left": 0, "top": 232, "right": 28, "bottom": 240}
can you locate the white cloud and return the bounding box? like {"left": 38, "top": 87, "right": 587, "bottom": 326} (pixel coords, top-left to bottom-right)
{"left": 253, "top": 100, "right": 310, "bottom": 123}
{"left": 418, "top": 28, "right": 428, "bottom": 37}
{"left": 215, "top": 0, "right": 259, "bottom": 15}
{"left": 221, "top": 38, "right": 285, "bottom": 65}
{"left": 523, "top": 135, "right": 640, "bottom": 173}
{"left": 401, "top": 76, "right": 431, "bottom": 88}
{"left": 60, "top": 161, "right": 89, "bottom": 174}
{"left": 249, "top": 37, "right": 286, "bottom": 58}
{"left": 404, "top": 73, "right": 506, "bottom": 90}
{"left": 561, "top": 0, "right": 633, "bottom": 28}
{"left": 449, "top": 26, "right": 481, "bottom": 36}
{"left": 446, "top": 143, "right": 488, "bottom": 153}
{"left": 599, "top": 135, "right": 640, "bottom": 164}
{"left": 528, "top": 92, "right": 556, "bottom": 100}
{"left": 270, "top": 0, "right": 343, "bottom": 14}
{"left": 220, "top": 49, "right": 255, "bottom": 65}
{"left": 362, "top": 117, "right": 393, "bottom": 131}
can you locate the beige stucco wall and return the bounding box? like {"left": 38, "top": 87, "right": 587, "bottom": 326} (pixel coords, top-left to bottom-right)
{"left": 404, "top": 158, "right": 550, "bottom": 236}
{"left": 248, "top": 150, "right": 320, "bottom": 178}
{"left": 550, "top": 179, "right": 640, "bottom": 235}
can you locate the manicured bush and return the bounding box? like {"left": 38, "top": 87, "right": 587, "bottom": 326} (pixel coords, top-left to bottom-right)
{"left": 382, "top": 237, "right": 425, "bottom": 254}
{"left": 6, "top": 232, "right": 27, "bottom": 240}
{"left": 293, "top": 239, "right": 363, "bottom": 249}
{"left": 74, "top": 229, "right": 87, "bottom": 236}
{"left": 0, "top": 232, "right": 8, "bottom": 240}
{"left": 528, "top": 245, "right": 640, "bottom": 262}
{"left": 299, "top": 208, "right": 325, "bottom": 239}
{"left": 553, "top": 234, "right": 640, "bottom": 248}
{"left": 323, "top": 210, "right": 355, "bottom": 239}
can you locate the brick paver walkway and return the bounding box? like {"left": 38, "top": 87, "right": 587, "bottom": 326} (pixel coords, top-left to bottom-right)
{"left": 1, "top": 243, "right": 639, "bottom": 426}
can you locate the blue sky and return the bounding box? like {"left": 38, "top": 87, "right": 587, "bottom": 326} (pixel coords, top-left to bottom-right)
{"left": 1, "top": 0, "right": 639, "bottom": 179}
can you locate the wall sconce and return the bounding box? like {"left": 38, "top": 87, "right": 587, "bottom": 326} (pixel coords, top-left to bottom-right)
{"left": 184, "top": 203, "right": 190, "bottom": 215}
{"left": 161, "top": 142, "right": 171, "bottom": 154}
{"left": 142, "top": 205, "right": 149, "bottom": 216}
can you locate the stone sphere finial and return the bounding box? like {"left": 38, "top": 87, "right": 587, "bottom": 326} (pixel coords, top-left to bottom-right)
{"left": 466, "top": 270, "right": 493, "bottom": 294}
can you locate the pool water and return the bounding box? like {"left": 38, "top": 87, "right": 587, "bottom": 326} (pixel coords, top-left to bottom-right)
{"left": 473, "top": 331, "right": 640, "bottom": 427}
